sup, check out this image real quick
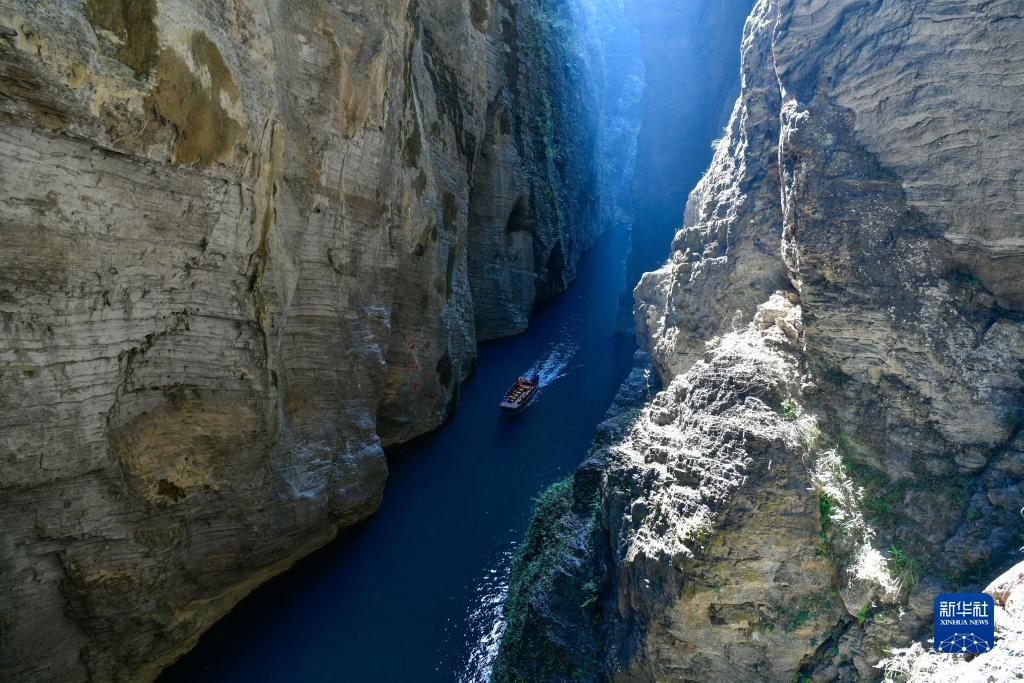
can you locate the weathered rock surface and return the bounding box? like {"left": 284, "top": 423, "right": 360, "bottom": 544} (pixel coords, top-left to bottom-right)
{"left": 604, "top": 304, "right": 841, "bottom": 681}
{"left": 499, "top": 0, "right": 1024, "bottom": 680}
{"left": 880, "top": 561, "right": 1024, "bottom": 682}
{"left": 0, "top": 0, "right": 626, "bottom": 679}
{"left": 492, "top": 351, "right": 659, "bottom": 683}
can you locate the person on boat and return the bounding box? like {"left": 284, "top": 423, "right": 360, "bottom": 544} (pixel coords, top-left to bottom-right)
{"left": 501, "top": 373, "right": 540, "bottom": 411}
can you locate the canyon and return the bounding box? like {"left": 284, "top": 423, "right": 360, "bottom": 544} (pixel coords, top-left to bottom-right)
{"left": 1, "top": 0, "right": 1022, "bottom": 681}
{"left": 618, "top": 0, "right": 751, "bottom": 327}
{"left": 495, "top": 0, "right": 1024, "bottom": 681}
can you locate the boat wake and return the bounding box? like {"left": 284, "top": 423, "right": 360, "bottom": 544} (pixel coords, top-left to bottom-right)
{"left": 525, "top": 327, "right": 580, "bottom": 389}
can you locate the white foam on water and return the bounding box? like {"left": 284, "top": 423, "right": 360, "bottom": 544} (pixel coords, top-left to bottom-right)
{"left": 526, "top": 322, "right": 581, "bottom": 389}
{"left": 456, "top": 547, "right": 514, "bottom": 683}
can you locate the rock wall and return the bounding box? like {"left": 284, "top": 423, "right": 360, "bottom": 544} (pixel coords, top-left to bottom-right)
{"left": 497, "top": 0, "right": 1024, "bottom": 680}
{"left": 881, "top": 560, "right": 1024, "bottom": 681}
{"left": 0, "top": 0, "right": 616, "bottom": 679}
{"left": 465, "top": 0, "right": 604, "bottom": 341}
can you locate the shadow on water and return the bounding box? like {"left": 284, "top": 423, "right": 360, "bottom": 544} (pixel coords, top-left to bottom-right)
{"left": 162, "top": 226, "right": 635, "bottom": 683}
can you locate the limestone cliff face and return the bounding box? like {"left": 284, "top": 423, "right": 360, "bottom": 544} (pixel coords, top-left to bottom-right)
{"left": 0, "top": 0, "right": 611, "bottom": 680}
{"left": 465, "top": 0, "right": 606, "bottom": 341}
{"left": 498, "top": 0, "right": 1024, "bottom": 680}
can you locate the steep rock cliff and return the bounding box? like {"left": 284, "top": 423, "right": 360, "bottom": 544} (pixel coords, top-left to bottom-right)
{"left": 0, "top": 0, "right": 615, "bottom": 679}
{"left": 497, "top": 0, "right": 1024, "bottom": 680}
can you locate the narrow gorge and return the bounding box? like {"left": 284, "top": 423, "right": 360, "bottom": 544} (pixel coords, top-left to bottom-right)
{"left": 495, "top": 0, "right": 1024, "bottom": 681}
{"left": 1, "top": 0, "right": 1022, "bottom": 682}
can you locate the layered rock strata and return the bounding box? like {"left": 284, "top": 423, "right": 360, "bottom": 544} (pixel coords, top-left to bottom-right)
{"left": 498, "top": 0, "right": 1024, "bottom": 680}
{"left": 0, "top": 0, "right": 624, "bottom": 679}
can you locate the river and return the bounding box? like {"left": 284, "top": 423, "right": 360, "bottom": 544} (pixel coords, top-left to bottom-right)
{"left": 162, "top": 225, "right": 636, "bottom": 682}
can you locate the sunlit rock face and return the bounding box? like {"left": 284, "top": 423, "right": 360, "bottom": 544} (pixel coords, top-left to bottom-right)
{"left": 631, "top": 0, "right": 1024, "bottom": 678}
{"left": 0, "top": 0, "right": 611, "bottom": 679}
{"left": 605, "top": 301, "right": 842, "bottom": 681}
{"left": 498, "top": 0, "right": 1024, "bottom": 680}
{"left": 881, "top": 561, "right": 1024, "bottom": 681}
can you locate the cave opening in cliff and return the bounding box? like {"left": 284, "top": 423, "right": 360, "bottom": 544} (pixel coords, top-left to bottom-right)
{"left": 503, "top": 195, "right": 532, "bottom": 235}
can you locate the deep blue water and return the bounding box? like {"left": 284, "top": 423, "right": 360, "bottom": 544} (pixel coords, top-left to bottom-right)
{"left": 162, "top": 226, "right": 635, "bottom": 682}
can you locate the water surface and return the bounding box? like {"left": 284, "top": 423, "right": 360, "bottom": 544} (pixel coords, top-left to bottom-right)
{"left": 163, "top": 226, "right": 634, "bottom": 682}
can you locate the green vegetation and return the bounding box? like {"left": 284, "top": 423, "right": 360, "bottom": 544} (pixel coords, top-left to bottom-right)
{"left": 580, "top": 580, "right": 598, "bottom": 609}
{"left": 495, "top": 478, "right": 575, "bottom": 679}
{"left": 768, "top": 592, "right": 836, "bottom": 634}
{"left": 778, "top": 604, "right": 813, "bottom": 633}
{"left": 816, "top": 530, "right": 833, "bottom": 559}
{"left": 845, "top": 461, "right": 967, "bottom": 539}
{"left": 816, "top": 492, "right": 836, "bottom": 558}
{"left": 799, "top": 420, "right": 821, "bottom": 450}
{"left": 689, "top": 518, "right": 715, "bottom": 550}
{"left": 818, "top": 491, "right": 836, "bottom": 530}
{"left": 845, "top": 460, "right": 890, "bottom": 488}
{"left": 864, "top": 474, "right": 917, "bottom": 523}
{"left": 509, "top": 478, "right": 574, "bottom": 593}
{"left": 780, "top": 399, "right": 799, "bottom": 421}
{"left": 888, "top": 546, "right": 921, "bottom": 591}
{"left": 493, "top": 476, "right": 602, "bottom": 682}
{"left": 845, "top": 462, "right": 907, "bottom": 526}
{"left": 855, "top": 603, "right": 872, "bottom": 624}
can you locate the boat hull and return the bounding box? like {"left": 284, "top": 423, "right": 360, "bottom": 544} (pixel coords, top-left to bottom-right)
{"left": 499, "top": 382, "right": 538, "bottom": 412}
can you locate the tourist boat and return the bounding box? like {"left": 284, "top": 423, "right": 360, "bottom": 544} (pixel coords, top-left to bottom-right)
{"left": 500, "top": 374, "right": 540, "bottom": 412}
